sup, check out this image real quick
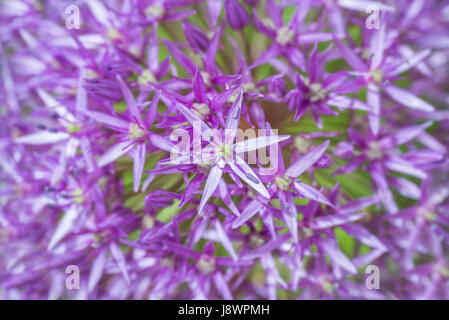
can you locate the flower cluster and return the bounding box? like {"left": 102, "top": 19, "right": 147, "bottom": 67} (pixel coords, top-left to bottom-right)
{"left": 1, "top": 0, "right": 449, "bottom": 300}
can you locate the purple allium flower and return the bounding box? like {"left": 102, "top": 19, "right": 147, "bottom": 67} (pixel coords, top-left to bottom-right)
{"left": 224, "top": 0, "right": 250, "bottom": 30}
{"left": 1, "top": 0, "right": 449, "bottom": 301}
{"left": 285, "top": 45, "right": 371, "bottom": 128}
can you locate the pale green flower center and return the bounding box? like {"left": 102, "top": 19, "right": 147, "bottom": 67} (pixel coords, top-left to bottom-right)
{"left": 322, "top": 281, "right": 334, "bottom": 294}
{"left": 72, "top": 188, "right": 84, "bottom": 204}
{"left": 366, "top": 141, "right": 383, "bottom": 160}
{"left": 217, "top": 143, "right": 233, "bottom": 160}
{"left": 300, "top": 227, "right": 314, "bottom": 239}
{"left": 193, "top": 103, "right": 210, "bottom": 119}
{"left": 435, "top": 263, "right": 449, "bottom": 277}
{"left": 276, "top": 26, "right": 295, "bottom": 45}
{"left": 161, "top": 258, "right": 174, "bottom": 268}
{"left": 361, "top": 48, "right": 372, "bottom": 61}
{"left": 309, "top": 83, "right": 327, "bottom": 102}
{"left": 106, "top": 28, "right": 121, "bottom": 41}
{"left": 138, "top": 69, "right": 156, "bottom": 86}
{"left": 129, "top": 124, "right": 145, "bottom": 140}
{"left": 129, "top": 45, "right": 140, "bottom": 57}
{"left": 250, "top": 235, "right": 265, "bottom": 247}
{"left": 262, "top": 18, "right": 275, "bottom": 30}
{"left": 85, "top": 69, "right": 99, "bottom": 79}
{"left": 370, "top": 69, "right": 383, "bottom": 84}
{"left": 228, "top": 90, "right": 241, "bottom": 104}
{"left": 141, "top": 215, "right": 155, "bottom": 229}
{"left": 417, "top": 207, "right": 437, "bottom": 221}
{"left": 275, "top": 175, "right": 291, "bottom": 191}
{"left": 196, "top": 256, "right": 216, "bottom": 274}
{"left": 243, "top": 82, "right": 256, "bottom": 92}
{"left": 92, "top": 233, "right": 103, "bottom": 247}
{"left": 144, "top": 4, "right": 164, "bottom": 18}
{"left": 67, "top": 123, "right": 80, "bottom": 133}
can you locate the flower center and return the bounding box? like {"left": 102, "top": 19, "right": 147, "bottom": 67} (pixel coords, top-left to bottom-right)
{"left": 300, "top": 227, "right": 314, "bottom": 239}
{"left": 161, "top": 257, "right": 174, "bottom": 268}
{"left": 106, "top": 28, "right": 122, "bottom": 41}
{"left": 370, "top": 69, "right": 383, "bottom": 84}
{"left": 309, "top": 83, "right": 327, "bottom": 102}
{"left": 417, "top": 206, "right": 437, "bottom": 221}
{"left": 216, "top": 143, "right": 233, "bottom": 160}
{"left": 85, "top": 69, "right": 99, "bottom": 79}
{"left": 196, "top": 255, "right": 216, "bottom": 274}
{"left": 67, "top": 123, "right": 81, "bottom": 133}
{"left": 435, "top": 263, "right": 449, "bottom": 277}
{"left": 366, "top": 141, "right": 383, "bottom": 160}
{"left": 322, "top": 280, "right": 334, "bottom": 294}
{"left": 72, "top": 188, "right": 84, "bottom": 204}
{"left": 276, "top": 26, "right": 295, "bottom": 45}
{"left": 144, "top": 4, "right": 164, "bottom": 18}
{"left": 193, "top": 103, "right": 210, "bottom": 119}
{"left": 275, "top": 175, "right": 291, "bottom": 191}
{"left": 243, "top": 82, "right": 256, "bottom": 92}
{"left": 129, "top": 124, "right": 145, "bottom": 140}
{"left": 141, "top": 215, "right": 155, "bottom": 229}
{"left": 138, "top": 69, "right": 156, "bottom": 86}
{"left": 361, "top": 48, "right": 372, "bottom": 61}
{"left": 262, "top": 18, "right": 275, "bottom": 29}
{"left": 228, "top": 90, "right": 241, "bottom": 104}
{"left": 250, "top": 235, "right": 265, "bottom": 247}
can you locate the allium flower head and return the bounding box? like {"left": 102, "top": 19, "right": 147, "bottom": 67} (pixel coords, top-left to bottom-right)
{"left": 1, "top": 0, "right": 449, "bottom": 301}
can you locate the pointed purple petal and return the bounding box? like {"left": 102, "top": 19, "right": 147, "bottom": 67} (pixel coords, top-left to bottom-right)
{"left": 285, "top": 140, "right": 330, "bottom": 177}
{"left": 98, "top": 141, "right": 134, "bottom": 167}
{"left": 384, "top": 84, "right": 434, "bottom": 112}
{"left": 193, "top": 66, "right": 207, "bottom": 103}
{"left": 133, "top": 143, "right": 146, "bottom": 192}
{"left": 81, "top": 109, "right": 129, "bottom": 131}
{"left": 379, "top": 121, "right": 432, "bottom": 149}
{"left": 215, "top": 220, "right": 238, "bottom": 261}
{"left": 145, "top": 90, "right": 161, "bottom": 129}
{"left": 87, "top": 249, "right": 107, "bottom": 293}
{"left": 250, "top": 44, "right": 280, "bottom": 69}
{"left": 212, "top": 272, "right": 233, "bottom": 300}
{"left": 15, "top": 131, "right": 70, "bottom": 145}
{"left": 367, "top": 83, "right": 381, "bottom": 136}
{"left": 369, "top": 27, "right": 385, "bottom": 70}
{"left": 109, "top": 241, "right": 130, "bottom": 285}
{"left": 233, "top": 135, "right": 290, "bottom": 153}
{"left": 162, "top": 39, "right": 196, "bottom": 76}
{"left": 320, "top": 238, "right": 357, "bottom": 274}
{"left": 333, "top": 35, "right": 368, "bottom": 71}
{"left": 116, "top": 75, "right": 144, "bottom": 127}
{"left": 230, "top": 157, "right": 270, "bottom": 198}
{"left": 232, "top": 198, "right": 263, "bottom": 229}
{"left": 48, "top": 205, "right": 79, "bottom": 250}
{"left": 225, "top": 89, "right": 243, "bottom": 133}
{"left": 198, "top": 165, "right": 223, "bottom": 214}
{"left": 293, "top": 181, "right": 334, "bottom": 207}
{"left": 388, "top": 49, "right": 431, "bottom": 77}
{"left": 384, "top": 156, "right": 427, "bottom": 179}
{"left": 310, "top": 213, "right": 364, "bottom": 230}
